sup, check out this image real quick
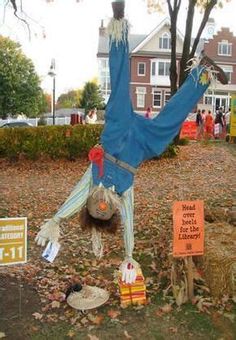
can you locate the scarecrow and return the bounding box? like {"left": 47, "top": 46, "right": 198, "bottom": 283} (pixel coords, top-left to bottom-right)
{"left": 35, "top": 0, "right": 227, "bottom": 287}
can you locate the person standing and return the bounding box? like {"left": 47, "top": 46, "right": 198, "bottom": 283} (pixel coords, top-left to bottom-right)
{"left": 205, "top": 110, "right": 214, "bottom": 139}
{"left": 145, "top": 107, "right": 152, "bottom": 119}
{"left": 196, "top": 109, "right": 203, "bottom": 140}
{"left": 214, "top": 107, "right": 224, "bottom": 139}
{"left": 85, "top": 109, "right": 97, "bottom": 124}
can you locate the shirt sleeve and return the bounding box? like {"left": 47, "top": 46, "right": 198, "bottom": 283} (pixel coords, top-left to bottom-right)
{"left": 121, "top": 185, "right": 134, "bottom": 258}
{"left": 54, "top": 164, "right": 92, "bottom": 220}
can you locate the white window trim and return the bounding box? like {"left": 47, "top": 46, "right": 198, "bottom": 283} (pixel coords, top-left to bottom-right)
{"left": 137, "top": 62, "right": 146, "bottom": 76}
{"left": 159, "top": 32, "right": 171, "bottom": 50}
{"left": 136, "top": 87, "right": 146, "bottom": 108}
{"left": 218, "top": 41, "right": 232, "bottom": 56}
{"left": 152, "top": 88, "right": 162, "bottom": 108}
{"left": 157, "top": 60, "right": 171, "bottom": 77}
{"left": 164, "top": 90, "right": 171, "bottom": 104}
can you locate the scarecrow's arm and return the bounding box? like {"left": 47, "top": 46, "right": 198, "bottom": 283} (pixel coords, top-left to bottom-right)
{"left": 35, "top": 165, "right": 92, "bottom": 247}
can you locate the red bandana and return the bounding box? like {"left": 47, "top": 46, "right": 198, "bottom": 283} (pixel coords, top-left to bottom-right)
{"left": 88, "top": 146, "right": 104, "bottom": 177}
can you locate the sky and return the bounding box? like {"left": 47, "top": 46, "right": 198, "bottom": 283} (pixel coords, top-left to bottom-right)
{"left": 0, "top": 0, "right": 236, "bottom": 97}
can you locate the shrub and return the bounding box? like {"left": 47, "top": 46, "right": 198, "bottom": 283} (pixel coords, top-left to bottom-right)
{"left": 0, "top": 124, "right": 103, "bottom": 161}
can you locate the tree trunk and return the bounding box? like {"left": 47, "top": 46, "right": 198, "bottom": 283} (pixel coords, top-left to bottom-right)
{"left": 179, "top": 0, "right": 197, "bottom": 87}
{"left": 167, "top": 0, "right": 181, "bottom": 96}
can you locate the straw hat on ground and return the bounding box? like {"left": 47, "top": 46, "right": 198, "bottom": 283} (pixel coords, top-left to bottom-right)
{"left": 67, "top": 285, "right": 109, "bottom": 310}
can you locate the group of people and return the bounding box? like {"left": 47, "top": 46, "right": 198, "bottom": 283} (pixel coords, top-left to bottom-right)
{"left": 195, "top": 107, "right": 229, "bottom": 140}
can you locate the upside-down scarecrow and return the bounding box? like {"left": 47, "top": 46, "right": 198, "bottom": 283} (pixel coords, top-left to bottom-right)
{"left": 35, "top": 0, "right": 227, "bottom": 287}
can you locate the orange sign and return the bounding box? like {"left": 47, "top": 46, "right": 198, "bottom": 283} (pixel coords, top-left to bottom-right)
{"left": 180, "top": 121, "right": 197, "bottom": 140}
{"left": 173, "top": 201, "right": 204, "bottom": 257}
{"left": 0, "top": 217, "right": 27, "bottom": 265}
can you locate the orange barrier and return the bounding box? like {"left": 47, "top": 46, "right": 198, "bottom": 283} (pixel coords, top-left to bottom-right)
{"left": 180, "top": 121, "right": 197, "bottom": 140}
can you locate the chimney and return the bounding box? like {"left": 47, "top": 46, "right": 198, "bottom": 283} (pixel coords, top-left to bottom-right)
{"left": 99, "top": 19, "right": 106, "bottom": 37}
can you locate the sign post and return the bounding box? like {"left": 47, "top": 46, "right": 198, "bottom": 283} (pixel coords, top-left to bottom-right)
{"left": 173, "top": 200, "right": 204, "bottom": 300}
{"left": 0, "top": 217, "right": 27, "bottom": 266}
{"left": 230, "top": 94, "right": 236, "bottom": 140}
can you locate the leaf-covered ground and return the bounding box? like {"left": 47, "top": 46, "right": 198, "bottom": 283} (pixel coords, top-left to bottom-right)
{"left": 0, "top": 142, "right": 235, "bottom": 340}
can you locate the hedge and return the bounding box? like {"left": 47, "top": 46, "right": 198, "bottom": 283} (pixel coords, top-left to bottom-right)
{"left": 0, "top": 124, "right": 180, "bottom": 161}
{"left": 0, "top": 125, "right": 103, "bottom": 161}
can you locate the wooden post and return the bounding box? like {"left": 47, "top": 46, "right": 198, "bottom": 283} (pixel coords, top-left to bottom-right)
{"left": 187, "top": 256, "right": 194, "bottom": 300}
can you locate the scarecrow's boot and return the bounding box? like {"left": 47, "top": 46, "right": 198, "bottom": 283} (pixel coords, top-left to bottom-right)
{"left": 200, "top": 51, "right": 228, "bottom": 85}
{"left": 112, "top": 1, "right": 125, "bottom": 19}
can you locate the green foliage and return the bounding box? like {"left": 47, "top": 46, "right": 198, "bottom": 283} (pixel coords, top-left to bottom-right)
{"left": 178, "top": 137, "right": 190, "bottom": 145}
{"left": 0, "top": 125, "right": 102, "bottom": 161}
{"left": 0, "top": 36, "right": 42, "bottom": 119}
{"left": 57, "top": 89, "right": 82, "bottom": 109}
{"left": 161, "top": 143, "right": 180, "bottom": 158}
{"left": 80, "top": 81, "right": 105, "bottom": 114}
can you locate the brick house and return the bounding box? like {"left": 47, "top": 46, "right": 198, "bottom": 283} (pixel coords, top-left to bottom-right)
{"left": 97, "top": 18, "right": 236, "bottom": 115}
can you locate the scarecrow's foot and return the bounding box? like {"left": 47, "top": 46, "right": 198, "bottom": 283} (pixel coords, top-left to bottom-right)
{"left": 112, "top": 1, "right": 125, "bottom": 19}
{"left": 200, "top": 51, "right": 228, "bottom": 85}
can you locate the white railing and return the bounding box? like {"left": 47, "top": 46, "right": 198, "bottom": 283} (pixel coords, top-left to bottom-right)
{"left": 45, "top": 117, "right": 71, "bottom": 125}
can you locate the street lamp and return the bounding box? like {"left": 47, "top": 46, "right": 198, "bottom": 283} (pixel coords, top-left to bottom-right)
{"left": 48, "top": 58, "right": 56, "bottom": 125}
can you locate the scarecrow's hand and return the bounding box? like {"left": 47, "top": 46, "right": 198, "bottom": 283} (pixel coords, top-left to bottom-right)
{"left": 35, "top": 218, "right": 60, "bottom": 247}
{"left": 120, "top": 258, "right": 140, "bottom": 284}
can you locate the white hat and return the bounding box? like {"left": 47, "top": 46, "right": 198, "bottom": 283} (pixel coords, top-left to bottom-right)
{"left": 67, "top": 285, "right": 109, "bottom": 310}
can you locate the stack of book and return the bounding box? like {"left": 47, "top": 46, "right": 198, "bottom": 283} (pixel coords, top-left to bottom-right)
{"left": 118, "top": 269, "right": 146, "bottom": 307}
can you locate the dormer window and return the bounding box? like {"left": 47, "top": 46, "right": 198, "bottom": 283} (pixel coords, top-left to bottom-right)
{"left": 159, "top": 32, "right": 171, "bottom": 50}
{"left": 218, "top": 40, "right": 232, "bottom": 56}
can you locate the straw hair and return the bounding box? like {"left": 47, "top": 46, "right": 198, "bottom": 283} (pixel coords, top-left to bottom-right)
{"left": 67, "top": 286, "right": 109, "bottom": 310}
{"left": 79, "top": 206, "right": 121, "bottom": 234}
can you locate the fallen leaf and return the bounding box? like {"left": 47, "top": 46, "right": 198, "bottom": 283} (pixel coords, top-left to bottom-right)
{"left": 51, "top": 300, "right": 60, "bottom": 309}
{"left": 88, "top": 335, "right": 99, "bottom": 340}
{"left": 160, "top": 303, "right": 172, "bottom": 313}
{"left": 124, "top": 330, "right": 132, "bottom": 339}
{"left": 0, "top": 332, "right": 6, "bottom": 339}
{"left": 32, "top": 312, "right": 43, "bottom": 320}
{"left": 107, "top": 309, "right": 121, "bottom": 319}
{"left": 67, "top": 329, "right": 76, "bottom": 338}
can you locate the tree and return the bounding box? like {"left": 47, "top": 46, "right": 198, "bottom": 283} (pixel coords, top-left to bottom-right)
{"left": 80, "top": 81, "right": 105, "bottom": 114}
{"left": 0, "top": 35, "right": 43, "bottom": 119}
{"left": 57, "top": 89, "right": 82, "bottom": 109}
{"left": 38, "top": 92, "right": 51, "bottom": 113}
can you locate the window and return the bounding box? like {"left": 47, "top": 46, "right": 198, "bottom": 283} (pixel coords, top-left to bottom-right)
{"left": 151, "top": 60, "right": 170, "bottom": 77}
{"left": 152, "top": 89, "right": 162, "bottom": 108}
{"left": 98, "top": 58, "right": 111, "bottom": 101}
{"left": 151, "top": 62, "right": 156, "bottom": 76}
{"left": 204, "top": 96, "right": 213, "bottom": 105}
{"left": 159, "top": 32, "right": 171, "bottom": 50}
{"left": 158, "top": 61, "right": 170, "bottom": 76}
{"left": 138, "top": 62, "right": 146, "bottom": 76}
{"left": 136, "top": 87, "right": 146, "bottom": 108}
{"left": 164, "top": 91, "right": 171, "bottom": 105}
{"left": 219, "top": 65, "right": 233, "bottom": 83}
{"left": 218, "top": 40, "right": 232, "bottom": 56}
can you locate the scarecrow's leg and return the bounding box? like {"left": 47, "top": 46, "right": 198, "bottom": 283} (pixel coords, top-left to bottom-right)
{"left": 101, "top": 1, "right": 133, "bottom": 147}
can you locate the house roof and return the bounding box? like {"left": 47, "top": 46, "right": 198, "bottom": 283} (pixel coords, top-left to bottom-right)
{"left": 132, "top": 17, "right": 184, "bottom": 53}
{"left": 97, "top": 17, "right": 206, "bottom": 58}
